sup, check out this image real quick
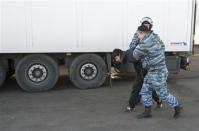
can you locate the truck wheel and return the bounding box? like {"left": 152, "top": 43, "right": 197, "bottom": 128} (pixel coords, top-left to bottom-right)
{"left": 16, "top": 54, "right": 59, "bottom": 92}
{"left": 0, "top": 61, "right": 6, "bottom": 87}
{"left": 69, "top": 54, "right": 107, "bottom": 89}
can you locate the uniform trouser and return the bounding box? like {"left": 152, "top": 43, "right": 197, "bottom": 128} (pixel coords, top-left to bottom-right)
{"left": 140, "top": 68, "right": 179, "bottom": 108}
{"left": 128, "top": 67, "right": 161, "bottom": 108}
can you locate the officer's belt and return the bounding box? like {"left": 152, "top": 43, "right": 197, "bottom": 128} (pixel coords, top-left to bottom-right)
{"left": 148, "top": 64, "right": 166, "bottom": 71}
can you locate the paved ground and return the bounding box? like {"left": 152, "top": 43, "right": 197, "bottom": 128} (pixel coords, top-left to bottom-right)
{"left": 0, "top": 47, "right": 199, "bottom": 131}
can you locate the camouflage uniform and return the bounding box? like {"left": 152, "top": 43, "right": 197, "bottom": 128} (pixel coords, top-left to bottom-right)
{"left": 129, "top": 33, "right": 139, "bottom": 49}
{"left": 133, "top": 31, "right": 179, "bottom": 108}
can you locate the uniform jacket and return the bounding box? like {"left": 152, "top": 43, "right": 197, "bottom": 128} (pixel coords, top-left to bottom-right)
{"left": 133, "top": 31, "right": 167, "bottom": 71}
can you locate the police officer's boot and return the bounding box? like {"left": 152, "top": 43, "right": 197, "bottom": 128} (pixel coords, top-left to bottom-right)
{"left": 137, "top": 106, "right": 152, "bottom": 119}
{"left": 173, "top": 105, "right": 183, "bottom": 118}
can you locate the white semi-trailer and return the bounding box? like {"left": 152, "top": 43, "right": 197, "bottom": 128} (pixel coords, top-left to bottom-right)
{"left": 195, "top": 0, "right": 199, "bottom": 45}
{"left": 0, "top": 0, "right": 197, "bottom": 92}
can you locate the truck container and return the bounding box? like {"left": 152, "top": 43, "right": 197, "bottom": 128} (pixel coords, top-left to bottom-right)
{"left": 0, "top": 0, "right": 197, "bottom": 92}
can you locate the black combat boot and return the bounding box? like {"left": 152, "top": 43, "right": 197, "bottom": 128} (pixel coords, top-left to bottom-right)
{"left": 137, "top": 106, "right": 152, "bottom": 119}
{"left": 173, "top": 105, "right": 183, "bottom": 118}
{"left": 156, "top": 100, "right": 163, "bottom": 108}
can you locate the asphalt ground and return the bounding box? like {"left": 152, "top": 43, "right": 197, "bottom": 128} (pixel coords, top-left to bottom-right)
{"left": 0, "top": 47, "right": 199, "bottom": 131}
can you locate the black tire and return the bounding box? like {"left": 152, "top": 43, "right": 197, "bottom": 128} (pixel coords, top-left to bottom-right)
{"left": 16, "top": 54, "right": 59, "bottom": 92}
{"left": 0, "top": 61, "right": 6, "bottom": 87}
{"left": 69, "top": 54, "right": 107, "bottom": 89}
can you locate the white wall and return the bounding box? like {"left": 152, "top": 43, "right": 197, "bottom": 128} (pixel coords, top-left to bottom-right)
{"left": 195, "top": 0, "right": 199, "bottom": 45}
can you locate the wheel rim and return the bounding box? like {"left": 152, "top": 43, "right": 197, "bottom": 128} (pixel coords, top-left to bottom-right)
{"left": 80, "top": 63, "right": 98, "bottom": 80}
{"left": 27, "top": 64, "right": 48, "bottom": 83}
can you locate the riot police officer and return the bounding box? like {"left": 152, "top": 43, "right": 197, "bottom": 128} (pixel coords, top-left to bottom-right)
{"left": 127, "top": 17, "right": 162, "bottom": 112}
{"left": 133, "top": 25, "right": 182, "bottom": 119}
